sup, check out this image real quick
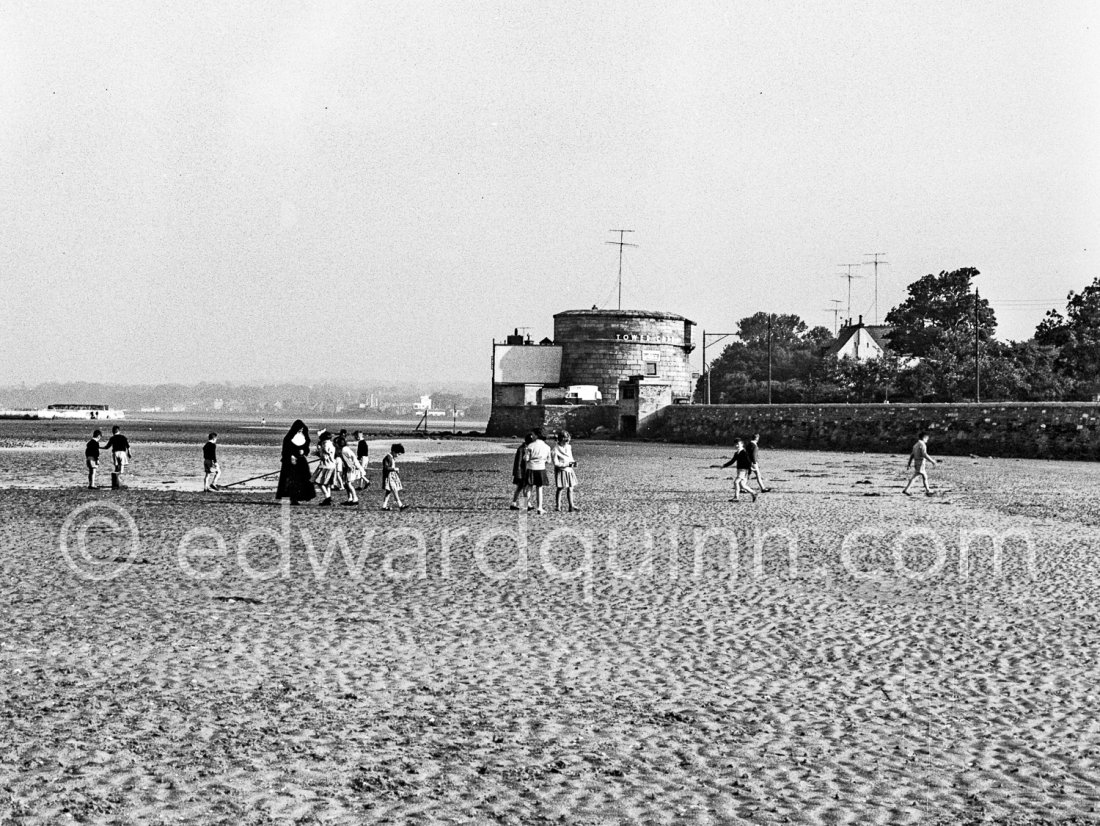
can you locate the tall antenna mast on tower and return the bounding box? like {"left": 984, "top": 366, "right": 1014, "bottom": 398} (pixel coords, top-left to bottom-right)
{"left": 837, "top": 264, "right": 864, "bottom": 322}
{"left": 605, "top": 230, "right": 637, "bottom": 310}
{"left": 864, "top": 252, "right": 888, "bottom": 324}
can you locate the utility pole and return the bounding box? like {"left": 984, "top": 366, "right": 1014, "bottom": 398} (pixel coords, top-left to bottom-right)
{"left": 837, "top": 264, "right": 864, "bottom": 323}
{"left": 702, "top": 330, "right": 737, "bottom": 404}
{"left": 975, "top": 288, "right": 981, "bottom": 403}
{"left": 605, "top": 230, "right": 637, "bottom": 310}
{"left": 767, "top": 314, "right": 773, "bottom": 405}
{"left": 825, "top": 299, "right": 843, "bottom": 336}
{"left": 864, "top": 252, "right": 888, "bottom": 324}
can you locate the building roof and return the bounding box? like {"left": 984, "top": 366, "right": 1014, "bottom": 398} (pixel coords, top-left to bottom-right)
{"left": 554, "top": 308, "right": 695, "bottom": 324}
{"left": 826, "top": 324, "right": 894, "bottom": 357}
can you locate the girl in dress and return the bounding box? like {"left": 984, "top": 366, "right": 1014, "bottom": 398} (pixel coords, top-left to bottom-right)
{"left": 276, "top": 420, "right": 315, "bottom": 505}
{"left": 311, "top": 430, "right": 338, "bottom": 507}
{"left": 335, "top": 433, "right": 364, "bottom": 507}
{"left": 552, "top": 430, "right": 579, "bottom": 512}
{"left": 381, "top": 444, "right": 407, "bottom": 511}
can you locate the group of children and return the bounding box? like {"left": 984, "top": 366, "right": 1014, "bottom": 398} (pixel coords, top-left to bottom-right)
{"left": 510, "top": 429, "right": 579, "bottom": 514}
{"left": 81, "top": 422, "right": 937, "bottom": 506}
{"left": 277, "top": 421, "right": 407, "bottom": 510}
{"left": 84, "top": 425, "right": 133, "bottom": 490}
{"left": 711, "top": 433, "right": 771, "bottom": 502}
{"left": 308, "top": 429, "right": 406, "bottom": 510}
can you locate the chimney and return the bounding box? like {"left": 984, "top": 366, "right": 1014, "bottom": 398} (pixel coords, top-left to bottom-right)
{"left": 858, "top": 315, "right": 863, "bottom": 326}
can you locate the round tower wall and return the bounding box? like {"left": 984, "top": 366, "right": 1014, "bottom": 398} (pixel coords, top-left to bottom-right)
{"left": 553, "top": 313, "right": 695, "bottom": 403}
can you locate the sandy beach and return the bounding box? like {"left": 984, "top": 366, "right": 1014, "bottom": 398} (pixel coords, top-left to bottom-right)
{"left": 1, "top": 422, "right": 1099, "bottom": 824}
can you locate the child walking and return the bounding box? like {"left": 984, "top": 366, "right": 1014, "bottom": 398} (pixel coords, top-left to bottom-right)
{"left": 716, "top": 439, "right": 757, "bottom": 502}
{"left": 104, "top": 425, "right": 132, "bottom": 490}
{"left": 552, "top": 430, "right": 580, "bottom": 512}
{"left": 336, "top": 433, "right": 364, "bottom": 506}
{"left": 354, "top": 431, "right": 372, "bottom": 491}
{"left": 902, "top": 432, "right": 938, "bottom": 496}
{"left": 381, "top": 444, "right": 408, "bottom": 510}
{"left": 203, "top": 432, "right": 222, "bottom": 492}
{"left": 85, "top": 429, "right": 103, "bottom": 489}
{"left": 311, "top": 430, "right": 338, "bottom": 507}
{"left": 510, "top": 432, "right": 535, "bottom": 510}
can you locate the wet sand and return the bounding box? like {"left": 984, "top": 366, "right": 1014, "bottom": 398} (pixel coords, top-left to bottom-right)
{"left": 1, "top": 425, "right": 1099, "bottom": 823}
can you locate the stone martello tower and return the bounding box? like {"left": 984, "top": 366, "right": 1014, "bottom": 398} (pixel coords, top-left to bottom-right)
{"left": 553, "top": 309, "right": 696, "bottom": 403}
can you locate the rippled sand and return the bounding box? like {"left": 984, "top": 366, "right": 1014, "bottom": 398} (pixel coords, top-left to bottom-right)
{"left": 1, "top": 423, "right": 1099, "bottom": 823}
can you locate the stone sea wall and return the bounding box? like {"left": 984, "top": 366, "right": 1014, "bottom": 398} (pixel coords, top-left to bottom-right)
{"left": 486, "top": 404, "right": 620, "bottom": 438}
{"left": 642, "top": 402, "right": 1100, "bottom": 461}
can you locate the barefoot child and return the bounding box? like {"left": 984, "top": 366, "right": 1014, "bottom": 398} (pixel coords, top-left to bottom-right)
{"left": 203, "top": 432, "right": 221, "bottom": 492}
{"left": 552, "top": 430, "right": 579, "bottom": 512}
{"left": 902, "top": 432, "right": 938, "bottom": 496}
{"left": 85, "top": 429, "right": 103, "bottom": 489}
{"left": 381, "top": 444, "right": 407, "bottom": 510}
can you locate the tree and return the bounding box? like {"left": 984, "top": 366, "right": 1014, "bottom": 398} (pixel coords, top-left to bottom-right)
{"left": 736, "top": 312, "right": 807, "bottom": 346}
{"left": 826, "top": 354, "right": 900, "bottom": 403}
{"left": 884, "top": 268, "right": 996, "bottom": 359}
{"left": 978, "top": 340, "right": 1068, "bottom": 401}
{"left": 700, "top": 313, "right": 835, "bottom": 403}
{"left": 1034, "top": 277, "right": 1100, "bottom": 397}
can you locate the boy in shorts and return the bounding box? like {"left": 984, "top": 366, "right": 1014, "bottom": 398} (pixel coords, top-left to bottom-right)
{"left": 523, "top": 430, "right": 552, "bottom": 514}
{"left": 902, "top": 432, "right": 937, "bottom": 496}
{"left": 104, "top": 425, "right": 132, "bottom": 490}
{"left": 203, "top": 433, "right": 221, "bottom": 492}
{"left": 355, "top": 431, "right": 372, "bottom": 490}
{"left": 85, "top": 429, "right": 103, "bottom": 489}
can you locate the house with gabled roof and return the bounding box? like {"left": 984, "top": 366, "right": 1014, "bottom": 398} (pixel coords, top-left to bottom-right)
{"left": 827, "top": 316, "right": 894, "bottom": 362}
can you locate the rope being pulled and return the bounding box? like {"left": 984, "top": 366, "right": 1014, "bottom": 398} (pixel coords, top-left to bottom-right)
{"left": 219, "top": 457, "right": 319, "bottom": 489}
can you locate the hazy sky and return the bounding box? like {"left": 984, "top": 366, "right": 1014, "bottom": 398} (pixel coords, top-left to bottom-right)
{"left": 2, "top": 1, "right": 1097, "bottom": 385}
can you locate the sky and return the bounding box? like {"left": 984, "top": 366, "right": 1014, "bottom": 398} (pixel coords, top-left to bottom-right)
{"left": 1, "top": 1, "right": 1098, "bottom": 386}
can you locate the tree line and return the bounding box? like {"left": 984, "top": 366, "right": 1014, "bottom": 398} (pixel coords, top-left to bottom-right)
{"left": 701, "top": 268, "right": 1100, "bottom": 404}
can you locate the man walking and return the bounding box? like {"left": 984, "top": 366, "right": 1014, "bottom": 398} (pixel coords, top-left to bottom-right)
{"left": 104, "top": 425, "right": 132, "bottom": 490}
{"left": 902, "top": 432, "right": 937, "bottom": 496}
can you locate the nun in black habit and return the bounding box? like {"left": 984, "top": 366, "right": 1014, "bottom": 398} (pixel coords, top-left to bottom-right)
{"left": 276, "top": 419, "right": 316, "bottom": 504}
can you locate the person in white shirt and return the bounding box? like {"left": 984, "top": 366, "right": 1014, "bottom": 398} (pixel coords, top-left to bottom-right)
{"left": 523, "top": 430, "right": 552, "bottom": 514}
{"left": 902, "top": 432, "right": 938, "bottom": 496}
{"left": 552, "top": 430, "right": 579, "bottom": 513}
